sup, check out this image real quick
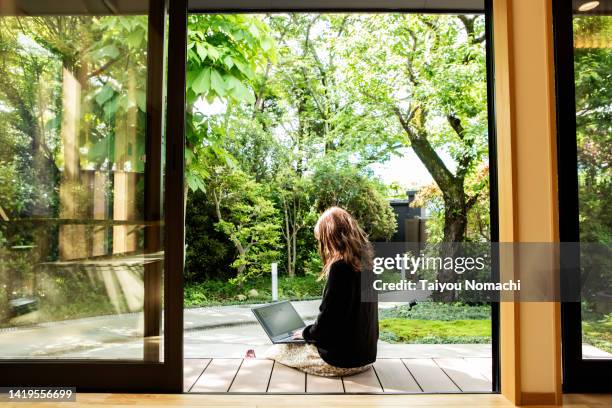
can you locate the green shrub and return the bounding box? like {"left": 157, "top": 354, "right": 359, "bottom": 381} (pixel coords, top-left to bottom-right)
{"left": 185, "top": 190, "right": 235, "bottom": 282}
{"left": 184, "top": 274, "right": 325, "bottom": 307}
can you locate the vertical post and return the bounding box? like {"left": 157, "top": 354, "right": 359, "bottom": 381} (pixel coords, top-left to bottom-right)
{"left": 143, "top": 0, "right": 167, "bottom": 362}
{"left": 271, "top": 263, "right": 278, "bottom": 302}
{"left": 493, "top": 0, "right": 562, "bottom": 404}
{"left": 165, "top": 0, "right": 187, "bottom": 391}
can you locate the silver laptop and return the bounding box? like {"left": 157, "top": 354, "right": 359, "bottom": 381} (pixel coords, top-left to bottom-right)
{"left": 251, "top": 301, "right": 306, "bottom": 344}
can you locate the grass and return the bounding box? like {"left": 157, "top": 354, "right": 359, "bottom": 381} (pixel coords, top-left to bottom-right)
{"left": 379, "top": 302, "right": 492, "bottom": 344}
{"left": 582, "top": 313, "right": 612, "bottom": 354}
{"left": 184, "top": 275, "right": 325, "bottom": 307}
{"left": 379, "top": 319, "right": 491, "bottom": 344}
{"left": 379, "top": 301, "right": 491, "bottom": 321}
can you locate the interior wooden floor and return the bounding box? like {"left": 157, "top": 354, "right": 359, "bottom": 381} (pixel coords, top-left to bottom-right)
{"left": 10, "top": 393, "right": 610, "bottom": 407}
{"left": 184, "top": 357, "right": 492, "bottom": 393}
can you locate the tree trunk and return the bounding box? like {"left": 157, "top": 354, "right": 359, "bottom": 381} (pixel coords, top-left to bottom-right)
{"left": 434, "top": 189, "right": 468, "bottom": 301}
{"left": 291, "top": 230, "right": 298, "bottom": 278}
{"left": 283, "top": 202, "right": 295, "bottom": 278}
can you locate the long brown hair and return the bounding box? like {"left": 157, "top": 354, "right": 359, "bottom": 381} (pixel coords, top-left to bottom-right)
{"left": 314, "top": 207, "right": 373, "bottom": 278}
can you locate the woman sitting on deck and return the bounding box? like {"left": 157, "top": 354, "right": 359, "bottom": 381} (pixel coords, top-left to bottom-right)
{"left": 266, "top": 206, "right": 379, "bottom": 377}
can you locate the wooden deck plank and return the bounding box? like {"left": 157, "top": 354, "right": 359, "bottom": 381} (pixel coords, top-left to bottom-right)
{"left": 183, "top": 358, "right": 210, "bottom": 392}
{"left": 464, "top": 357, "right": 493, "bottom": 382}
{"left": 306, "top": 374, "right": 344, "bottom": 393}
{"left": 402, "top": 358, "right": 460, "bottom": 393}
{"left": 229, "top": 359, "right": 274, "bottom": 392}
{"left": 267, "top": 362, "right": 306, "bottom": 392}
{"left": 191, "top": 358, "right": 243, "bottom": 393}
{"left": 186, "top": 357, "right": 490, "bottom": 394}
{"left": 374, "top": 359, "right": 421, "bottom": 393}
{"left": 342, "top": 367, "right": 383, "bottom": 393}
{"left": 434, "top": 358, "right": 491, "bottom": 392}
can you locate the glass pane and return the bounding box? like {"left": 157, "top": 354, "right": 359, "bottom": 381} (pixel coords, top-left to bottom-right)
{"left": 573, "top": 1, "right": 612, "bottom": 359}
{"left": 0, "top": 1, "right": 164, "bottom": 360}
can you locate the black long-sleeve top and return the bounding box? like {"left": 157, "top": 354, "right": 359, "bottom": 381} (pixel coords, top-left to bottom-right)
{"left": 302, "top": 260, "right": 378, "bottom": 368}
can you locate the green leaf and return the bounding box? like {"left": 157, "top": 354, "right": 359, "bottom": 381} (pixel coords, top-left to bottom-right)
{"left": 186, "top": 173, "right": 199, "bottom": 191}
{"left": 210, "top": 69, "right": 226, "bottom": 96}
{"left": 249, "top": 22, "right": 260, "bottom": 38}
{"left": 186, "top": 70, "right": 197, "bottom": 88}
{"left": 185, "top": 146, "right": 194, "bottom": 165}
{"left": 95, "top": 85, "right": 115, "bottom": 106}
{"left": 235, "top": 82, "right": 255, "bottom": 104}
{"left": 261, "top": 36, "right": 274, "bottom": 51}
{"left": 103, "top": 96, "right": 119, "bottom": 118}
{"left": 234, "top": 60, "right": 254, "bottom": 79}
{"left": 223, "top": 55, "right": 234, "bottom": 69}
{"left": 224, "top": 75, "right": 239, "bottom": 90}
{"left": 186, "top": 172, "right": 206, "bottom": 192}
{"left": 233, "top": 29, "right": 244, "bottom": 40}
{"left": 126, "top": 28, "right": 144, "bottom": 49}
{"left": 96, "top": 45, "right": 120, "bottom": 59}
{"left": 206, "top": 44, "right": 220, "bottom": 60}
{"left": 226, "top": 76, "right": 254, "bottom": 103}
{"left": 196, "top": 43, "right": 207, "bottom": 61}
{"left": 192, "top": 68, "right": 211, "bottom": 94}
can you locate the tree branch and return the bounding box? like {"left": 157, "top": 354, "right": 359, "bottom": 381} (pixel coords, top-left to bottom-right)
{"left": 393, "top": 106, "right": 456, "bottom": 192}
{"left": 458, "top": 15, "right": 485, "bottom": 44}
{"left": 447, "top": 114, "right": 473, "bottom": 180}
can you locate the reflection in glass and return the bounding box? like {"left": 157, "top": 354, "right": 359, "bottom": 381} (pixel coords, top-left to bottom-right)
{"left": 0, "top": 8, "right": 163, "bottom": 360}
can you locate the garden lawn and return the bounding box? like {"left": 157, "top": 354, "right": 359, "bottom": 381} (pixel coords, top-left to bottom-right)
{"left": 379, "top": 302, "right": 492, "bottom": 344}
{"left": 582, "top": 314, "right": 612, "bottom": 354}
{"left": 379, "top": 318, "right": 491, "bottom": 344}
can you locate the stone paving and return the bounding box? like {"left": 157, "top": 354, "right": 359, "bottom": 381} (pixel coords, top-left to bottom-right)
{"left": 0, "top": 299, "right": 608, "bottom": 360}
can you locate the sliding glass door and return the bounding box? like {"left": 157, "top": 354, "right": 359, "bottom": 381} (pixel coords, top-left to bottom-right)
{"left": 0, "top": 0, "right": 186, "bottom": 391}
{"left": 555, "top": 0, "right": 612, "bottom": 392}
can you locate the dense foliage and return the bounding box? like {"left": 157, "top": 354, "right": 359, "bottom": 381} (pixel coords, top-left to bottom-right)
{"left": 574, "top": 17, "right": 612, "bottom": 250}
{"left": 572, "top": 16, "right": 611, "bottom": 348}
{"left": 183, "top": 13, "right": 493, "bottom": 287}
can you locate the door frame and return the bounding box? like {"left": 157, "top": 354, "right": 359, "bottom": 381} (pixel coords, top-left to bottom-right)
{"left": 552, "top": 0, "right": 612, "bottom": 393}
{"left": 184, "top": 0, "right": 500, "bottom": 394}
{"left": 0, "top": 0, "right": 187, "bottom": 392}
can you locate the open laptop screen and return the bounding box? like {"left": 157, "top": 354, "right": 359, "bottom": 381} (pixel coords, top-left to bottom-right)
{"left": 253, "top": 302, "right": 305, "bottom": 338}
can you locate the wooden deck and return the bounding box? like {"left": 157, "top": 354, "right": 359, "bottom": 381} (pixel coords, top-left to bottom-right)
{"left": 184, "top": 357, "right": 492, "bottom": 394}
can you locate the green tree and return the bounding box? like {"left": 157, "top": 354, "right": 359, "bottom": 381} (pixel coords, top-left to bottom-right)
{"left": 203, "top": 157, "right": 281, "bottom": 285}
{"left": 572, "top": 16, "right": 612, "bottom": 302}
{"left": 273, "top": 169, "right": 316, "bottom": 277}
{"left": 311, "top": 162, "right": 397, "bottom": 241}
{"left": 185, "top": 14, "right": 277, "bottom": 194}
{"left": 573, "top": 16, "right": 612, "bottom": 244}
{"left": 344, "top": 14, "right": 489, "bottom": 244}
